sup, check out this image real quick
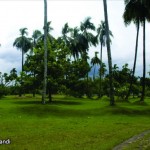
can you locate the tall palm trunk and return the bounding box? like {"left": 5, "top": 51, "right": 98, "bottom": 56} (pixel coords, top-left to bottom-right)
{"left": 140, "top": 19, "right": 146, "bottom": 102}
{"left": 103, "top": 0, "right": 115, "bottom": 105}
{"left": 126, "top": 21, "right": 140, "bottom": 100}
{"left": 20, "top": 43, "right": 25, "bottom": 97}
{"left": 99, "top": 42, "right": 103, "bottom": 98}
{"left": 42, "top": 0, "right": 48, "bottom": 104}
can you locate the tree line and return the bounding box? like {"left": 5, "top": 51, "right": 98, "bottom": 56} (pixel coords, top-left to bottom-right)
{"left": 0, "top": 0, "right": 150, "bottom": 105}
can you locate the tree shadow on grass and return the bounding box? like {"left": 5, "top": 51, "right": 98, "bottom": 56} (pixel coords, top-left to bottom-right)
{"left": 14, "top": 100, "right": 82, "bottom": 106}
{"left": 14, "top": 101, "right": 41, "bottom": 105}
{"left": 105, "top": 105, "right": 150, "bottom": 117}
{"left": 50, "top": 100, "right": 82, "bottom": 105}
{"left": 16, "top": 104, "right": 150, "bottom": 118}
{"left": 13, "top": 98, "right": 150, "bottom": 118}
{"left": 18, "top": 105, "right": 91, "bottom": 118}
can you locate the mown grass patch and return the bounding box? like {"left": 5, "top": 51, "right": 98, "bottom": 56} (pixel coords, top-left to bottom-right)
{"left": 0, "top": 95, "right": 150, "bottom": 150}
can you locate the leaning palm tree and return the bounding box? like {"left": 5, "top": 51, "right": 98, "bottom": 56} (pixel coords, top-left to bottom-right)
{"left": 97, "top": 20, "right": 113, "bottom": 98}
{"left": 103, "top": 0, "right": 115, "bottom": 105}
{"left": 123, "top": 0, "right": 140, "bottom": 101}
{"left": 13, "top": 28, "right": 32, "bottom": 72}
{"left": 91, "top": 52, "right": 101, "bottom": 80}
{"left": 42, "top": 0, "right": 48, "bottom": 104}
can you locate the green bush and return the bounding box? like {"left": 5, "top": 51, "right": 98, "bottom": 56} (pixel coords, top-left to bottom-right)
{"left": 0, "top": 86, "right": 6, "bottom": 99}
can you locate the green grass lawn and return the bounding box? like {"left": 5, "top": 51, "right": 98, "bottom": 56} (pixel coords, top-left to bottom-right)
{"left": 0, "top": 95, "right": 150, "bottom": 150}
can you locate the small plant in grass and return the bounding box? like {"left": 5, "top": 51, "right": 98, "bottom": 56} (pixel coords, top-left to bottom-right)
{"left": 115, "top": 85, "right": 129, "bottom": 100}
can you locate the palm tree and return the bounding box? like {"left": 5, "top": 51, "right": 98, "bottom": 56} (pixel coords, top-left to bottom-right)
{"left": 123, "top": 0, "right": 150, "bottom": 101}
{"left": 103, "top": 0, "right": 115, "bottom": 105}
{"left": 97, "top": 20, "right": 113, "bottom": 98}
{"left": 13, "top": 28, "right": 32, "bottom": 97}
{"left": 39, "top": 21, "right": 54, "bottom": 43}
{"left": 112, "top": 64, "right": 119, "bottom": 76}
{"left": 80, "top": 17, "right": 97, "bottom": 58}
{"left": 123, "top": 0, "right": 140, "bottom": 101}
{"left": 13, "top": 28, "right": 32, "bottom": 72}
{"left": 97, "top": 20, "right": 113, "bottom": 65}
{"left": 32, "top": 30, "right": 42, "bottom": 47}
{"left": 69, "top": 27, "right": 81, "bottom": 60}
{"left": 42, "top": 0, "right": 48, "bottom": 104}
{"left": 99, "top": 62, "right": 107, "bottom": 79}
{"left": 62, "top": 23, "right": 71, "bottom": 45}
{"left": 91, "top": 52, "right": 101, "bottom": 80}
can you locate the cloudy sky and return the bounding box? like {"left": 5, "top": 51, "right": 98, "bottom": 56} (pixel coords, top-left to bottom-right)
{"left": 0, "top": 0, "right": 149, "bottom": 76}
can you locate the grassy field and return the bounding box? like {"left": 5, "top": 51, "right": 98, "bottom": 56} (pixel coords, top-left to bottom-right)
{"left": 0, "top": 95, "right": 150, "bottom": 150}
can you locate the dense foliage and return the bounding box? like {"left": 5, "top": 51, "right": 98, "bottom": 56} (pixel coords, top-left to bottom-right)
{"left": 0, "top": 0, "right": 150, "bottom": 103}
{"left": 0, "top": 25, "right": 149, "bottom": 100}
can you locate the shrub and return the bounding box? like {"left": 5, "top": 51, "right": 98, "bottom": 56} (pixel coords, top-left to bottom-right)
{"left": 0, "top": 86, "right": 6, "bottom": 99}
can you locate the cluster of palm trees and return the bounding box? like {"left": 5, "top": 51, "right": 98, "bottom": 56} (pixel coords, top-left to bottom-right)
{"left": 123, "top": 0, "right": 150, "bottom": 102}
{"left": 12, "top": 0, "right": 150, "bottom": 105}
{"left": 12, "top": 18, "right": 109, "bottom": 97}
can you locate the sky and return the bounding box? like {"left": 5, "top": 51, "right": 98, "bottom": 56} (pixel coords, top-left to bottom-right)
{"left": 0, "top": 0, "right": 150, "bottom": 76}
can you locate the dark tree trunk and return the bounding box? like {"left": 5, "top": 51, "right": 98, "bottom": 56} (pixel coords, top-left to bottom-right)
{"left": 140, "top": 19, "right": 146, "bottom": 102}
{"left": 103, "top": 0, "right": 115, "bottom": 105}
{"left": 32, "top": 73, "right": 36, "bottom": 97}
{"left": 126, "top": 21, "right": 140, "bottom": 100}
{"left": 93, "top": 66, "right": 96, "bottom": 80}
{"left": 99, "top": 42, "right": 103, "bottom": 98}
{"left": 48, "top": 88, "right": 52, "bottom": 103}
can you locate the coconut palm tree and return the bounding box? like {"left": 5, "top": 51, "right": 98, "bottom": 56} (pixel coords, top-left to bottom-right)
{"left": 80, "top": 17, "right": 97, "bottom": 58}
{"left": 13, "top": 28, "right": 32, "bottom": 72}
{"left": 103, "top": 0, "right": 115, "bottom": 105}
{"left": 32, "top": 30, "right": 42, "bottom": 47}
{"left": 91, "top": 52, "right": 101, "bottom": 80}
{"left": 39, "top": 21, "right": 54, "bottom": 43}
{"left": 62, "top": 23, "right": 71, "bottom": 45}
{"left": 13, "top": 28, "right": 32, "bottom": 97}
{"left": 42, "top": 0, "right": 48, "bottom": 104}
{"left": 97, "top": 20, "right": 113, "bottom": 65}
{"left": 69, "top": 27, "right": 81, "bottom": 60}
{"left": 97, "top": 20, "right": 113, "bottom": 98}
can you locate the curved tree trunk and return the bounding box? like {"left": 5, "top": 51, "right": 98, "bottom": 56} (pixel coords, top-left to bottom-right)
{"left": 103, "top": 0, "right": 115, "bottom": 105}
{"left": 42, "top": 0, "right": 48, "bottom": 104}
{"left": 140, "top": 19, "right": 146, "bottom": 102}
{"left": 126, "top": 21, "right": 140, "bottom": 100}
